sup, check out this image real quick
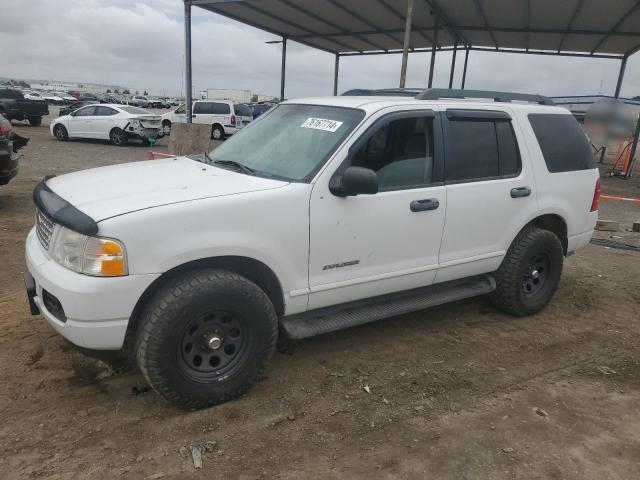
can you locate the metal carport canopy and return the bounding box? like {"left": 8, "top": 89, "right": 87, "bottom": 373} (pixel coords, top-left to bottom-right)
{"left": 183, "top": 0, "right": 640, "bottom": 121}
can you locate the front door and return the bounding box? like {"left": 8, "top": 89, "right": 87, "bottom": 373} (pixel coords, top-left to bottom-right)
{"left": 67, "top": 105, "right": 98, "bottom": 137}
{"left": 308, "top": 110, "right": 447, "bottom": 310}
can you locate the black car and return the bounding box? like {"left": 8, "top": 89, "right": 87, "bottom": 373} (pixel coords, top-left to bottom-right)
{"left": 59, "top": 101, "right": 97, "bottom": 117}
{"left": 78, "top": 93, "right": 99, "bottom": 102}
{"left": 0, "top": 114, "right": 28, "bottom": 186}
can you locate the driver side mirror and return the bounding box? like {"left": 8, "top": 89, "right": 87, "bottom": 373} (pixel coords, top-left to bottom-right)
{"left": 330, "top": 166, "right": 379, "bottom": 197}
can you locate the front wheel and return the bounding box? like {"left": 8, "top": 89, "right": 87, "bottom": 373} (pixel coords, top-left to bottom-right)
{"left": 211, "top": 124, "right": 224, "bottom": 140}
{"left": 162, "top": 120, "right": 171, "bottom": 135}
{"left": 53, "top": 124, "right": 68, "bottom": 141}
{"left": 110, "top": 127, "right": 128, "bottom": 146}
{"left": 490, "top": 227, "right": 564, "bottom": 316}
{"left": 135, "top": 269, "right": 278, "bottom": 409}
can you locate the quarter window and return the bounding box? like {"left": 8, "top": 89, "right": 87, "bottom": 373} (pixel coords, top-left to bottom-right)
{"left": 528, "top": 113, "right": 595, "bottom": 172}
{"left": 444, "top": 115, "right": 521, "bottom": 182}
{"left": 349, "top": 115, "right": 434, "bottom": 190}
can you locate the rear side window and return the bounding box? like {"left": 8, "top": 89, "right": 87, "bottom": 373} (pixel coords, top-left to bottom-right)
{"left": 212, "top": 103, "right": 231, "bottom": 114}
{"left": 234, "top": 104, "right": 252, "bottom": 116}
{"left": 528, "top": 113, "right": 595, "bottom": 172}
{"left": 444, "top": 114, "right": 521, "bottom": 182}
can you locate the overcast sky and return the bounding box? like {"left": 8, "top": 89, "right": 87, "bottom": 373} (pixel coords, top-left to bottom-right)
{"left": 3, "top": 0, "right": 640, "bottom": 99}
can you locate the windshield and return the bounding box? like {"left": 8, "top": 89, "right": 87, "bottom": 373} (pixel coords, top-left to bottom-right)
{"left": 120, "top": 106, "right": 150, "bottom": 114}
{"left": 209, "top": 104, "right": 364, "bottom": 181}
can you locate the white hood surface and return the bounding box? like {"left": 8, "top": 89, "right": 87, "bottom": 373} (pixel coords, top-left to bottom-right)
{"left": 46, "top": 156, "right": 288, "bottom": 222}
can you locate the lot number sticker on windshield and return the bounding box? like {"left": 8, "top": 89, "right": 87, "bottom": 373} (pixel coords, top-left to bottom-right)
{"left": 301, "top": 117, "right": 344, "bottom": 132}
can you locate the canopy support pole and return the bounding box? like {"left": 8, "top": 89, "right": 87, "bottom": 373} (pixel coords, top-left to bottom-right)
{"left": 448, "top": 41, "right": 458, "bottom": 88}
{"left": 428, "top": 18, "right": 439, "bottom": 88}
{"left": 614, "top": 55, "right": 628, "bottom": 98}
{"left": 279, "top": 36, "right": 287, "bottom": 102}
{"left": 333, "top": 54, "right": 340, "bottom": 95}
{"left": 626, "top": 111, "right": 640, "bottom": 178}
{"left": 184, "top": 1, "right": 193, "bottom": 123}
{"left": 461, "top": 47, "right": 469, "bottom": 89}
{"left": 399, "top": 0, "right": 414, "bottom": 88}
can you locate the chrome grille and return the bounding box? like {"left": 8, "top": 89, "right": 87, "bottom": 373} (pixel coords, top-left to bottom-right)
{"left": 36, "top": 209, "right": 55, "bottom": 250}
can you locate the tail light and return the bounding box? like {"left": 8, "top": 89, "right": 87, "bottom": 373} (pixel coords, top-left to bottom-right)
{"left": 230, "top": 114, "right": 236, "bottom": 126}
{"left": 0, "top": 121, "right": 11, "bottom": 137}
{"left": 590, "top": 177, "right": 601, "bottom": 212}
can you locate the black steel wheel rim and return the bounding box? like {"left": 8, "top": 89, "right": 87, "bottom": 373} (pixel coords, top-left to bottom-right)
{"left": 522, "top": 252, "right": 551, "bottom": 297}
{"left": 177, "top": 310, "right": 248, "bottom": 381}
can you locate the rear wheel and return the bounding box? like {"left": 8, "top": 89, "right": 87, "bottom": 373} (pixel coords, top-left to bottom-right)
{"left": 53, "top": 124, "right": 68, "bottom": 141}
{"left": 28, "top": 116, "right": 42, "bottom": 126}
{"left": 211, "top": 124, "right": 224, "bottom": 140}
{"left": 135, "top": 269, "right": 278, "bottom": 409}
{"left": 110, "top": 127, "right": 128, "bottom": 146}
{"left": 490, "top": 227, "right": 564, "bottom": 316}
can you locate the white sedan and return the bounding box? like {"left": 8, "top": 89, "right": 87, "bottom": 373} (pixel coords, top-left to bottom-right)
{"left": 50, "top": 104, "right": 163, "bottom": 146}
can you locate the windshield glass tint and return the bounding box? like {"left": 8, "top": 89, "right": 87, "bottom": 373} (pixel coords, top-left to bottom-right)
{"left": 209, "top": 104, "right": 364, "bottom": 181}
{"left": 120, "top": 106, "right": 149, "bottom": 114}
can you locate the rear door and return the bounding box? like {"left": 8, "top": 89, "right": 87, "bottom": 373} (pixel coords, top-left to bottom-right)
{"left": 436, "top": 108, "right": 539, "bottom": 283}
{"left": 233, "top": 103, "right": 252, "bottom": 128}
{"left": 91, "top": 106, "right": 119, "bottom": 139}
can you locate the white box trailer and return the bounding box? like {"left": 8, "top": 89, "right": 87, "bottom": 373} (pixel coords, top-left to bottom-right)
{"left": 206, "top": 88, "right": 252, "bottom": 103}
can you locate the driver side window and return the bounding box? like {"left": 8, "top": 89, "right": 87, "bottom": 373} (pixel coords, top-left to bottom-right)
{"left": 350, "top": 115, "right": 434, "bottom": 190}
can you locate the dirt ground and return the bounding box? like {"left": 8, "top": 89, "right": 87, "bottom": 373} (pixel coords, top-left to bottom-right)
{"left": 1, "top": 109, "right": 640, "bottom": 480}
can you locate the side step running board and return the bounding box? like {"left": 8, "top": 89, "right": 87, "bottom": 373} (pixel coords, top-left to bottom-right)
{"left": 280, "top": 275, "right": 496, "bottom": 339}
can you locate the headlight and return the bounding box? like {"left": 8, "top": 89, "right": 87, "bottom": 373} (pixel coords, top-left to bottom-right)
{"left": 49, "top": 225, "right": 128, "bottom": 277}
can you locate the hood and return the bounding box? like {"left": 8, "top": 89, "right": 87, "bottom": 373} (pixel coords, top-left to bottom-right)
{"left": 46, "top": 156, "right": 288, "bottom": 222}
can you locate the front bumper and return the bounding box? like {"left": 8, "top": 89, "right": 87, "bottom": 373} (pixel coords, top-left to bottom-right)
{"left": 25, "top": 228, "right": 160, "bottom": 350}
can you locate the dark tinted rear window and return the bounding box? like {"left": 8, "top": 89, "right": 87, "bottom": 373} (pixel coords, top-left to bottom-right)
{"left": 528, "top": 113, "right": 595, "bottom": 172}
{"left": 234, "top": 104, "right": 252, "bottom": 116}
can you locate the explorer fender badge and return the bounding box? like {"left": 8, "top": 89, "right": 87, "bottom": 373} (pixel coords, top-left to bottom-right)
{"left": 322, "top": 260, "right": 360, "bottom": 271}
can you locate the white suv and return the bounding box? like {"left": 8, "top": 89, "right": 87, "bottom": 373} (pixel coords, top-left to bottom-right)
{"left": 161, "top": 100, "right": 253, "bottom": 139}
{"left": 24, "top": 89, "right": 599, "bottom": 409}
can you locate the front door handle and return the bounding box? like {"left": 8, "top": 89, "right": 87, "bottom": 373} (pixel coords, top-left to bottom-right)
{"left": 410, "top": 198, "right": 440, "bottom": 212}
{"left": 511, "top": 186, "right": 531, "bottom": 198}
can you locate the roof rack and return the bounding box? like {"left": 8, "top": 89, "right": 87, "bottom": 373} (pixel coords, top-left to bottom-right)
{"left": 341, "top": 88, "right": 424, "bottom": 97}
{"left": 416, "top": 88, "right": 555, "bottom": 105}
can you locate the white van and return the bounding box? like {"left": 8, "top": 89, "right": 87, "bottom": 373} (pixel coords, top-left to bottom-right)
{"left": 161, "top": 101, "right": 252, "bottom": 139}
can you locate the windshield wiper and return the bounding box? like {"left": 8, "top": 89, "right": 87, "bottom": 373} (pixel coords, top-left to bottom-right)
{"left": 211, "top": 158, "right": 256, "bottom": 176}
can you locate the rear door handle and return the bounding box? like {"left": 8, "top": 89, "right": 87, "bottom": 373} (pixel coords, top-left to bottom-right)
{"left": 511, "top": 186, "right": 531, "bottom": 198}
{"left": 410, "top": 198, "right": 440, "bottom": 212}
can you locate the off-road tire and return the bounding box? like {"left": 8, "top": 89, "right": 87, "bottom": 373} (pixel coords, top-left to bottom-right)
{"left": 53, "top": 124, "right": 68, "bottom": 141}
{"left": 135, "top": 269, "right": 278, "bottom": 409}
{"left": 110, "top": 127, "right": 128, "bottom": 146}
{"left": 28, "top": 116, "right": 42, "bottom": 126}
{"left": 490, "top": 227, "right": 564, "bottom": 317}
{"left": 211, "top": 124, "right": 224, "bottom": 140}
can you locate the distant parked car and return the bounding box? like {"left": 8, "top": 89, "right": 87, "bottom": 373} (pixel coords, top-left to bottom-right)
{"left": 78, "top": 93, "right": 99, "bottom": 102}
{"left": 0, "top": 114, "right": 28, "bottom": 186}
{"left": 59, "top": 101, "right": 98, "bottom": 117}
{"left": 160, "top": 100, "right": 252, "bottom": 139}
{"left": 53, "top": 91, "right": 77, "bottom": 104}
{"left": 50, "top": 104, "right": 162, "bottom": 146}
{"left": 129, "top": 95, "right": 149, "bottom": 108}
{"left": 23, "top": 91, "right": 45, "bottom": 101}
{"left": 41, "top": 92, "right": 65, "bottom": 105}
{"left": 67, "top": 90, "right": 81, "bottom": 100}
{"left": 0, "top": 89, "right": 49, "bottom": 126}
